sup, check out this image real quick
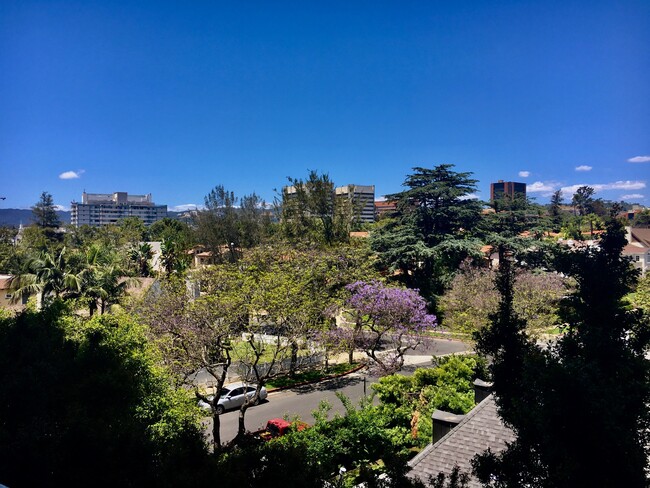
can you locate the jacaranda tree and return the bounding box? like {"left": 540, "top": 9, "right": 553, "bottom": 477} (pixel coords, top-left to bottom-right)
{"left": 343, "top": 281, "right": 437, "bottom": 374}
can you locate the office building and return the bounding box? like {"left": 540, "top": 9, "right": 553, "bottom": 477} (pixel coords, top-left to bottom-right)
{"left": 283, "top": 183, "right": 376, "bottom": 224}
{"left": 335, "top": 184, "right": 376, "bottom": 224}
{"left": 71, "top": 192, "right": 167, "bottom": 227}
{"left": 490, "top": 181, "right": 526, "bottom": 201}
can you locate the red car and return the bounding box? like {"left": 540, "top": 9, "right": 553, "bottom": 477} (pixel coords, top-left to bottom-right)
{"left": 258, "top": 418, "right": 309, "bottom": 441}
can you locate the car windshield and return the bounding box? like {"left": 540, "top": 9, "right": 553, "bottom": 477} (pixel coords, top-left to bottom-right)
{"left": 219, "top": 388, "right": 231, "bottom": 397}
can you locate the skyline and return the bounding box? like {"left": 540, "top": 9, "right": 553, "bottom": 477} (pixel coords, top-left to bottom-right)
{"left": 2, "top": 1, "right": 649, "bottom": 211}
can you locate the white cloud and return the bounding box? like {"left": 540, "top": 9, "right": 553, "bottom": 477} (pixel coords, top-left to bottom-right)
{"left": 518, "top": 171, "right": 530, "bottom": 178}
{"left": 59, "top": 169, "right": 85, "bottom": 180}
{"left": 170, "top": 204, "right": 203, "bottom": 212}
{"left": 459, "top": 193, "right": 480, "bottom": 200}
{"left": 627, "top": 156, "right": 650, "bottom": 163}
{"left": 561, "top": 180, "right": 646, "bottom": 196}
{"left": 620, "top": 194, "right": 644, "bottom": 200}
{"left": 575, "top": 165, "right": 592, "bottom": 172}
{"left": 526, "top": 181, "right": 558, "bottom": 193}
{"left": 53, "top": 204, "right": 69, "bottom": 211}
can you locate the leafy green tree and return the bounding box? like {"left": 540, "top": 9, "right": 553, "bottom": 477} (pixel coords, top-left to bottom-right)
{"left": 63, "top": 224, "right": 98, "bottom": 250}
{"left": 0, "top": 226, "right": 22, "bottom": 273}
{"left": 31, "top": 191, "right": 61, "bottom": 229}
{"left": 472, "top": 220, "right": 650, "bottom": 487}
{"left": 386, "top": 165, "right": 482, "bottom": 240}
{"left": 148, "top": 217, "right": 194, "bottom": 246}
{"left": 631, "top": 209, "right": 650, "bottom": 228}
{"left": 372, "top": 356, "right": 486, "bottom": 446}
{"left": 0, "top": 305, "right": 207, "bottom": 487}
{"left": 279, "top": 170, "right": 351, "bottom": 246}
{"left": 117, "top": 216, "right": 147, "bottom": 245}
{"left": 548, "top": 189, "right": 565, "bottom": 231}
{"left": 138, "top": 278, "right": 235, "bottom": 451}
{"left": 440, "top": 263, "right": 568, "bottom": 338}
{"left": 571, "top": 185, "right": 595, "bottom": 216}
{"left": 194, "top": 185, "right": 267, "bottom": 262}
{"left": 628, "top": 271, "right": 650, "bottom": 313}
{"left": 371, "top": 165, "right": 483, "bottom": 308}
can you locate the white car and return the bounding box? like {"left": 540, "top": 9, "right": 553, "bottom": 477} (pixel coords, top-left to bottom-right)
{"left": 199, "top": 382, "right": 268, "bottom": 415}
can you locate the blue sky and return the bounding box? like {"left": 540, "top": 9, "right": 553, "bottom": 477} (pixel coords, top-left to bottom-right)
{"left": 1, "top": 0, "right": 649, "bottom": 211}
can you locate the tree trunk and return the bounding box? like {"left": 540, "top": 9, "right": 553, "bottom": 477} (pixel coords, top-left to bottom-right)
{"left": 236, "top": 404, "right": 249, "bottom": 439}
{"left": 290, "top": 341, "right": 298, "bottom": 376}
{"left": 212, "top": 411, "right": 221, "bottom": 453}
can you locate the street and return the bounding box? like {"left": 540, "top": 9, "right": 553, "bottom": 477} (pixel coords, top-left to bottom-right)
{"left": 206, "top": 337, "right": 470, "bottom": 445}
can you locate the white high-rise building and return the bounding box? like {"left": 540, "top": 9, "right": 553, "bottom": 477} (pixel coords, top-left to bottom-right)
{"left": 71, "top": 192, "right": 167, "bottom": 227}
{"left": 335, "top": 184, "right": 375, "bottom": 224}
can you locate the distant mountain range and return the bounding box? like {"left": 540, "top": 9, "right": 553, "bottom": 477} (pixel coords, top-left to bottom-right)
{"left": 0, "top": 209, "right": 183, "bottom": 227}
{"left": 0, "top": 209, "right": 71, "bottom": 227}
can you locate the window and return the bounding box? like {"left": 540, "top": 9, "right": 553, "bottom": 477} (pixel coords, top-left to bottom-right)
{"left": 230, "top": 387, "right": 245, "bottom": 397}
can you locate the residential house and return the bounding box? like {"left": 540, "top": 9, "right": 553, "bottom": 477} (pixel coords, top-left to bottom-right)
{"left": 0, "top": 274, "right": 28, "bottom": 310}
{"left": 408, "top": 382, "right": 514, "bottom": 487}
{"left": 624, "top": 227, "right": 650, "bottom": 274}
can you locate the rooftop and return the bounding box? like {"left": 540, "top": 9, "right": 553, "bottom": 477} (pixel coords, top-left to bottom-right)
{"left": 408, "top": 395, "right": 514, "bottom": 487}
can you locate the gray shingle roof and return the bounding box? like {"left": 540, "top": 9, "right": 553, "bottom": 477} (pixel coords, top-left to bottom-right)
{"left": 408, "top": 395, "right": 515, "bottom": 487}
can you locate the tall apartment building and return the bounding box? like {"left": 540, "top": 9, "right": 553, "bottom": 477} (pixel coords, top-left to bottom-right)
{"left": 490, "top": 180, "right": 526, "bottom": 201}
{"left": 335, "top": 185, "right": 375, "bottom": 224}
{"left": 71, "top": 192, "right": 167, "bottom": 227}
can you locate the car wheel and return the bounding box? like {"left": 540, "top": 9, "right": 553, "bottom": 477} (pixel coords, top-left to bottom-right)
{"left": 253, "top": 397, "right": 260, "bottom": 406}
{"left": 216, "top": 405, "right": 225, "bottom": 415}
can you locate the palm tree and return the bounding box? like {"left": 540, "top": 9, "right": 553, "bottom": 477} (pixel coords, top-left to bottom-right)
{"left": 160, "top": 238, "right": 188, "bottom": 276}
{"left": 10, "top": 247, "right": 82, "bottom": 307}
{"left": 80, "top": 244, "right": 135, "bottom": 316}
{"left": 83, "top": 264, "right": 133, "bottom": 315}
{"left": 129, "top": 242, "right": 153, "bottom": 277}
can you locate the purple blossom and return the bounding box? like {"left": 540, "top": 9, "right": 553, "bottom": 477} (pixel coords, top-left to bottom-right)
{"left": 344, "top": 280, "right": 436, "bottom": 374}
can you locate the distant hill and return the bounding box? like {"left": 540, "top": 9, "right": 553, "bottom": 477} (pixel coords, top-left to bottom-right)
{"left": 0, "top": 209, "right": 71, "bottom": 227}
{"left": 0, "top": 209, "right": 182, "bottom": 227}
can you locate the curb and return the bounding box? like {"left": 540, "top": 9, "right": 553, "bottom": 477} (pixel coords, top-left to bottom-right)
{"left": 266, "top": 363, "right": 367, "bottom": 394}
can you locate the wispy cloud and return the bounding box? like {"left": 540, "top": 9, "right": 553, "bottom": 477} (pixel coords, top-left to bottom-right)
{"left": 627, "top": 156, "right": 650, "bottom": 163}
{"left": 459, "top": 193, "right": 481, "bottom": 200}
{"left": 621, "top": 194, "right": 644, "bottom": 200}
{"left": 170, "top": 204, "right": 203, "bottom": 212}
{"left": 59, "top": 169, "right": 85, "bottom": 180}
{"left": 575, "top": 165, "right": 592, "bottom": 172}
{"left": 561, "top": 180, "right": 646, "bottom": 195}
{"left": 53, "top": 204, "right": 70, "bottom": 211}
{"left": 518, "top": 171, "right": 530, "bottom": 178}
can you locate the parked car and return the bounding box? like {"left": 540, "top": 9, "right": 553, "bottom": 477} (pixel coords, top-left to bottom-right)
{"left": 199, "top": 382, "right": 268, "bottom": 415}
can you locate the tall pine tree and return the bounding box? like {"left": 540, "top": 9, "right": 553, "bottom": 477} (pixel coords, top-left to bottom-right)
{"left": 473, "top": 220, "right": 650, "bottom": 487}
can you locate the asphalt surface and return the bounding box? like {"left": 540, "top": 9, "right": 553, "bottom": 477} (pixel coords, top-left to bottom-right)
{"left": 205, "top": 337, "right": 471, "bottom": 445}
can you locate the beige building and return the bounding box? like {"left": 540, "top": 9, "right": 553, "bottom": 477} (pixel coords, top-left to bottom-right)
{"left": 0, "top": 275, "right": 27, "bottom": 310}
{"left": 624, "top": 227, "right": 650, "bottom": 274}
{"left": 71, "top": 192, "right": 167, "bottom": 227}
{"left": 335, "top": 184, "right": 375, "bottom": 224}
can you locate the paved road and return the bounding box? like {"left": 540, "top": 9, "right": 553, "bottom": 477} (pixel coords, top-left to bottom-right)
{"left": 206, "top": 338, "right": 471, "bottom": 445}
